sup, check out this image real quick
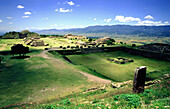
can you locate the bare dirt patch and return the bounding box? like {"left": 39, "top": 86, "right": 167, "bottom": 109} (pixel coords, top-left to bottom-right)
{"left": 0, "top": 44, "right": 6, "bottom": 51}
{"left": 78, "top": 71, "right": 111, "bottom": 84}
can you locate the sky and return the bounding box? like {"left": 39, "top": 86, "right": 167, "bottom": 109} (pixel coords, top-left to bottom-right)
{"left": 0, "top": 0, "right": 170, "bottom": 32}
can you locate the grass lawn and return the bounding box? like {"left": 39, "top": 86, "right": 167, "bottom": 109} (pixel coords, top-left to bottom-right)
{"left": 66, "top": 51, "right": 170, "bottom": 81}
{"left": 0, "top": 50, "right": 94, "bottom": 108}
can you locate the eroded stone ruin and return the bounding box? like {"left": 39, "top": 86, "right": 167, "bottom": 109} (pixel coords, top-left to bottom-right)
{"left": 107, "top": 57, "right": 134, "bottom": 64}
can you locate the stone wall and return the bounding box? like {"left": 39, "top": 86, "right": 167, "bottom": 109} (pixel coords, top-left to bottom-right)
{"left": 51, "top": 46, "right": 170, "bottom": 61}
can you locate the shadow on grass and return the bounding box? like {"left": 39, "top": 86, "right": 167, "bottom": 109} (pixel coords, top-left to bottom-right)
{"left": 11, "top": 56, "right": 30, "bottom": 59}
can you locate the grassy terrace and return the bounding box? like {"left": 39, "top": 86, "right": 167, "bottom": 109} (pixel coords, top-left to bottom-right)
{"left": 66, "top": 51, "right": 170, "bottom": 81}
{"left": 0, "top": 50, "right": 96, "bottom": 108}
{"left": 0, "top": 38, "right": 170, "bottom": 108}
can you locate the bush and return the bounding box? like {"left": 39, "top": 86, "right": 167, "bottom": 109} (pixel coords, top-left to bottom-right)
{"left": 76, "top": 45, "right": 79, "bottom": 48}
{"left": 113, "top": 94, "right": 141, "bottom": 108}
{"left": 120, "top": 42, "right": 123, "bottom": 44}
{"left": 71, "top": 46, "right": 75, "bottom": 49}
{"left": 59, "top": 98, "right": 71, "bottom": 105}
{"left": 106, "top": 40, "right": 113, "bottom": 45}
{"left": 132, "top": 44, "right": 136, "bottom": 47}
{"left": 88, "top": 38, "right": 92, "bottom": 42}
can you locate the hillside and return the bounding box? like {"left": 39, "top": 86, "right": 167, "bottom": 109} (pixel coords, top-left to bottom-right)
{"left": 36, "top": 25, "right": 170, "bottom": 37}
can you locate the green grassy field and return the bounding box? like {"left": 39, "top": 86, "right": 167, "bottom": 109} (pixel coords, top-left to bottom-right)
{"left": 0, "top": 38, "right": 170, "bottom": 108}
{"left": 12, "top": 78, "right": 170, "bottom": 109}
{"left": 0, "top": 50, "right": 96, "bottom": 108}
{"left": 66, "top": 51, "right": 170, "bottom": 81}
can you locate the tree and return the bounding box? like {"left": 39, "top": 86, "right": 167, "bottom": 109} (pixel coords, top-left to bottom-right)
{"left": 110, "top": 38, "right": 115, "bottom": 43}
{"left": 106, "top": 40, "right": 113, "bottom": 45}
{"left": 120, "top": 42, "right": 123, "bottom": 44}
{"left": 106, "top": 38, "right": 116, "bottom": 45}
{"left": 11, "top": 44, "right": 29, "bottom": 57}
{"left": 88, "top": 38, "right": 93, "bottom": 42}
{"left": 0, "top": 56, "right": 4, "bottom": 63}
{"left": 2, "top": 31, "right": 21, "bottom": 39}
{"left": 132, "top": 44, "right": 136, "bottom": 47}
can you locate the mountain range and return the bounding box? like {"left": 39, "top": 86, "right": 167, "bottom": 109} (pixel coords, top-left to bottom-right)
{"left": 36, "top": 25, "right": 170, "bottom": 37}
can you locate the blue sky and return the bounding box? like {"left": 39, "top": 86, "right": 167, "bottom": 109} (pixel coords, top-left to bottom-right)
{"left": 0, "top": 0, "right": 170, "bottom": 32}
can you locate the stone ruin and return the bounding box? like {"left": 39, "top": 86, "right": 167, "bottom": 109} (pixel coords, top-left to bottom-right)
{"left": 95, "top": 37, "right": 112, "bottom": 44}
{"left": 138, "top": 43, "right": 170, "bottom": 53}
{"left": 107, "top": 57, "right": 134, "bottom": 64}
{"left": 64, "top": 34, "right": 87, "bottom": 40}
{"left": 23, "top": 37, "right": 48, "bottom": 46}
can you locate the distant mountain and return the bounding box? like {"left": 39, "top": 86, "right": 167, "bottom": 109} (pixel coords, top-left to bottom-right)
{"left": 36, "top": 25, "right": 170, "bottom": 37}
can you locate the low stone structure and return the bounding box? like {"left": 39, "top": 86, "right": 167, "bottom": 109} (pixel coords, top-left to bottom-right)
{"left": 95, "top": 37, "right": 112, "bottom": 44}
{"left": 64, "top": 34, "right": 87, "bottom": 40}
{"left": 24, "top": 37, "right": 48, "bottom": 46}
{"left": 107, "top": 57, "right": 134, "bottom": 64}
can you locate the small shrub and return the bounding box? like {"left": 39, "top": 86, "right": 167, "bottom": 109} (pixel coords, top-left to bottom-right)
{"left": 71, "top": 46, "right": 74, "bottom": 49}
{"left": 120, "top": 42, "right": 123, "bottom": 44}
{"left": 113, "top": 94, "right": 141, "bottom": 108}
{"left": 59, "top": 98, "right": 71, "bottom": 105}
{"left": 76, "top": 45, "right": 79, "bottom": 48}
{"left": 60, "top": 46, "right": 62, "bottom": 48}
{"left": 92, "top": 98, "right": 99, "bottom": 104}
{"left": 132, "top": 44, "right": 136, "bottom": 47}
{"left": 44, "top": 104, "right": 57, "bottom": 109}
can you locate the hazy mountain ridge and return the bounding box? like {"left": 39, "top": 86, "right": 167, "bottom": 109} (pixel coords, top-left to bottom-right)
{"left": 36, "top": 25, "right": 170, "bottom": 37}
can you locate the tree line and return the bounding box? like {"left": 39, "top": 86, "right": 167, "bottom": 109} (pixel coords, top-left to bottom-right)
{"left": 0, "top": 30, "right": 40, "bottom": 39}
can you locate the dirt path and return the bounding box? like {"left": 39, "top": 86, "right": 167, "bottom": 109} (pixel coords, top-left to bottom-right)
{"left": 78, "top": 71, "right": 111, "bottom": 84}
{"left": 36, "top": 50, "right": 111, "bottom": 84}
{"left": 0, "top": 44, "right": 6, "bottom": 51}
{"left": 36, "top": 50, "right": 52, "bottom": 59}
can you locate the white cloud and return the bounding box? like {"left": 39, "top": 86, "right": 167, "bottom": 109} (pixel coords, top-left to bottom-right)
{"left": 67, "top": 1, "right": 75, "bottom": 5}
{"left": 0, "top": 19, "right": 2, "bottom": 22}
{"left": 24, "top": 12, "right": 31, "bottom": 15}
{"left": 144, "top": 15, "right": 154, "bottom": 20}
{"left": 22, "top": 16, "right": 30, "bottom": 18}
{"left": 9, "top": 22, "right": 13, "bottom": 24}
{"left": 115, "top": 15, "right": 141, "bottom": 22}
{"left": 164, "top": 21, "right": 169, "bottom": 24}
{"left": 60, "top": 8, "right": 70, "bottom": 12}
{"left": 17, "top": 5, "right": 24, "bottom": 9}
{"left": 55, "top": 8, "right": 72, "bottom": 12}
{"left": 76, "top": 5, "right": 80, "bottom": 7}
{"left": 135, "top": 20, "right": 169, "bottom": 26}
{"left": 93, "top": 18, "right": 97, "bottom": 21}
{"left": 55, "top": 9, "right": 58, "bottom": 12}
{"left": 104, "top": 18, "right": 112, "bottom": 22}
{"left": 6, "top": 17, "right": 13, "bottom": 19}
